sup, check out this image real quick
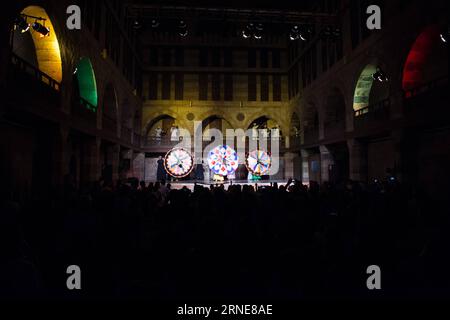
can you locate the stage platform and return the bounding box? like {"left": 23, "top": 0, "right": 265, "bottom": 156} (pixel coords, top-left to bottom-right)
{"left": 157, "top": 179, "right": 307, "bottom": 191}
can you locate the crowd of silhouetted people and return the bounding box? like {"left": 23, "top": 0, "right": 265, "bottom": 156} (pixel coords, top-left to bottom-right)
{"left": 1, "top": 176, "right": 449, "bottom": 300}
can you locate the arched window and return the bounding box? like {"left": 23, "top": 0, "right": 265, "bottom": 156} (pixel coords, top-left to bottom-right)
{"left": 13, "top": 6, "right": 62, "bottom": 88}
{"left": 75, "top": 58, "right": 98, "bottom": 111}
{"left": 402, "top": 25, "right": 447, "bottom": 93}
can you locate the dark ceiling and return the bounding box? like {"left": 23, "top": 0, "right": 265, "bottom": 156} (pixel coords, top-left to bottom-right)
{"left": 129, "top": 0, "right": 316, "bottom": 11}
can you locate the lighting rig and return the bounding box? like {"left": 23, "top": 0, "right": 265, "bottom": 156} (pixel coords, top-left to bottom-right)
{"left": 14, "top": 14, "right": 50, "bottom": 37}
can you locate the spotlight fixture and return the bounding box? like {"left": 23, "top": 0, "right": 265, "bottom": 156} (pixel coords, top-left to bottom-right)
{"left": 289, "top": 25, "right": 311, "bottom": 41}
{"left": 132, "top": 19, "right": 142, "bottom": 30}
{"left": 242, "top": 23, "right": 254, "bottom": 39}
{"left": 178, "top": 20, "right": 188, "bottom": 37}
{"left": 323, "top": 26, "right": 333, "bottom": 37}
{"left": 242, "top": 28, "right": 252, "bottom": 39}
{"left": 299, "top": 30, "right": 310, "bottom": 41}
{"left": 254, "top": 23, "right": 264, "bottom": 39}
{"left": 151, "top": 18, "right": 160, "bottom": 28}
{"left": 372, "top": 68, "right": 388, "bottom": 82}
{"left": 32, "top": 21, "right": 50, "bottom": 37}
{"left": 241, "top": 23, "right": 263, "bottom": 40}
{"left": 254, "top": 31, "right": 263, "bottom": 39}
{"left": 332, "top": 27, "right": 341, "bottom": 38}
{"left": 14, "top": 15, "right": 30, "bottom": 33}
{"left": 320, "top": 25, "right": 341, "bottom": 40}
{"left": 289, "top": 25, "right": 300, "bottom": 40}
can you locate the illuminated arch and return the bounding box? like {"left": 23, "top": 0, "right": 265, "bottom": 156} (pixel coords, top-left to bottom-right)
{"left": 402, "top": 25, "right": 444, "bottom": 91}
{"left": 353, "top": 64, "right": 377, "bottom": 112}
{"left": 19, "top": 6, "right": 62, "bottom": 83}
{"left": 202, "top": 115, "right": 233, "bottom": 131}
{"left": 75, "top": 57, "right": 98, "bottom": 110}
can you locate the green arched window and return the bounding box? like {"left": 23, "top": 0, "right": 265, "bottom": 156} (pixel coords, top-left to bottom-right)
{"left": 75, "top": 57, "right": 98, "bottom": 111}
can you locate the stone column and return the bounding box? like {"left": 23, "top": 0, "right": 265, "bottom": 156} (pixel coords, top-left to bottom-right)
{"left": 52, "top": 125, "right": 69, "bottom": 188}
{"left": 300, "top": 149, "right": 310, "bottom": 183}
{"left": 132, "top": 152, "right": 145, "bottom": 181}
{"left": 347, "top": 138, "right": 368, "bottom": 182}
{"left": 106, "top": 143, "right": 120, "bottom": 183}
{"left": 83, "top": 137, "right": 101, "bottom": 184}
{"left": 319, "top": 145, "right": 334, "bottom": 183}
{"left": 120, "top": 148, "right": 133, "bottom": 179}
{"left": 284, "top": 152, "right": 296, "bottom": 180}
{"left": 390, "top": 86, "right": 405, "bottom": 120}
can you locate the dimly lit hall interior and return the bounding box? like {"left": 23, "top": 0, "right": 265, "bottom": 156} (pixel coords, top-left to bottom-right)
{"left": 0, "top": 0, "right": 449, "bottom": 302}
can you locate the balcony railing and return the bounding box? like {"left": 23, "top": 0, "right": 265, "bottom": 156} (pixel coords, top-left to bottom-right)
{"left": 354, "top": 98, "right": 390, "bottom": 119}
{"left": 403, "top": 76, "right": 448, "bottom": 99}
{"left": 144, "top": 135, "right": 286, "bottom": 151}
{"left": 10, "top": 52, "right": 60, "bottom": 91}
{"left": 145, "top": 136, "right": 183, "bottom": 148}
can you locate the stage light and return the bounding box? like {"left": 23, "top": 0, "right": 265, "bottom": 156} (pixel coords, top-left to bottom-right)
{"left": 289, "top": 25, "right": 300, "bottom": 41}
{"left": 299, "top": 31, "right": 308, "bottom": 41}
{"left": 132, "top": 19, "right": 142, "bottom": 29}
{"left": 178, "top": 20, "right": 187, "bottom": 29}
{"left": 332, "top": 27, "right": 341, "bottom": 37}
{"left": 323, "top": 26, "right": 332, "bottom": 37}
{"left": 242, "top": 23, "right": 254, "bottom": 39}
{"left": 14, "top": 15, "right": 30, "bottom": 33}
{"left": 178, "top": 20, "right": 188, "bottom": 37}
{"left": 255, "top": 23, "right": 264, "bottom": 31}
{"left": 151, "top": 19, "right": 160, "bottom": 28}
{"left": 32, "top": 21, "right": 50, "bottom": 37}
{"left": 372, "top": 68, "right": 388, "bottom": 82}
{"left": 242, "top": 29, "right": 252, "bottom": 39}
{"left": 290, "top": 25, "right": 311, "bottom": 41}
